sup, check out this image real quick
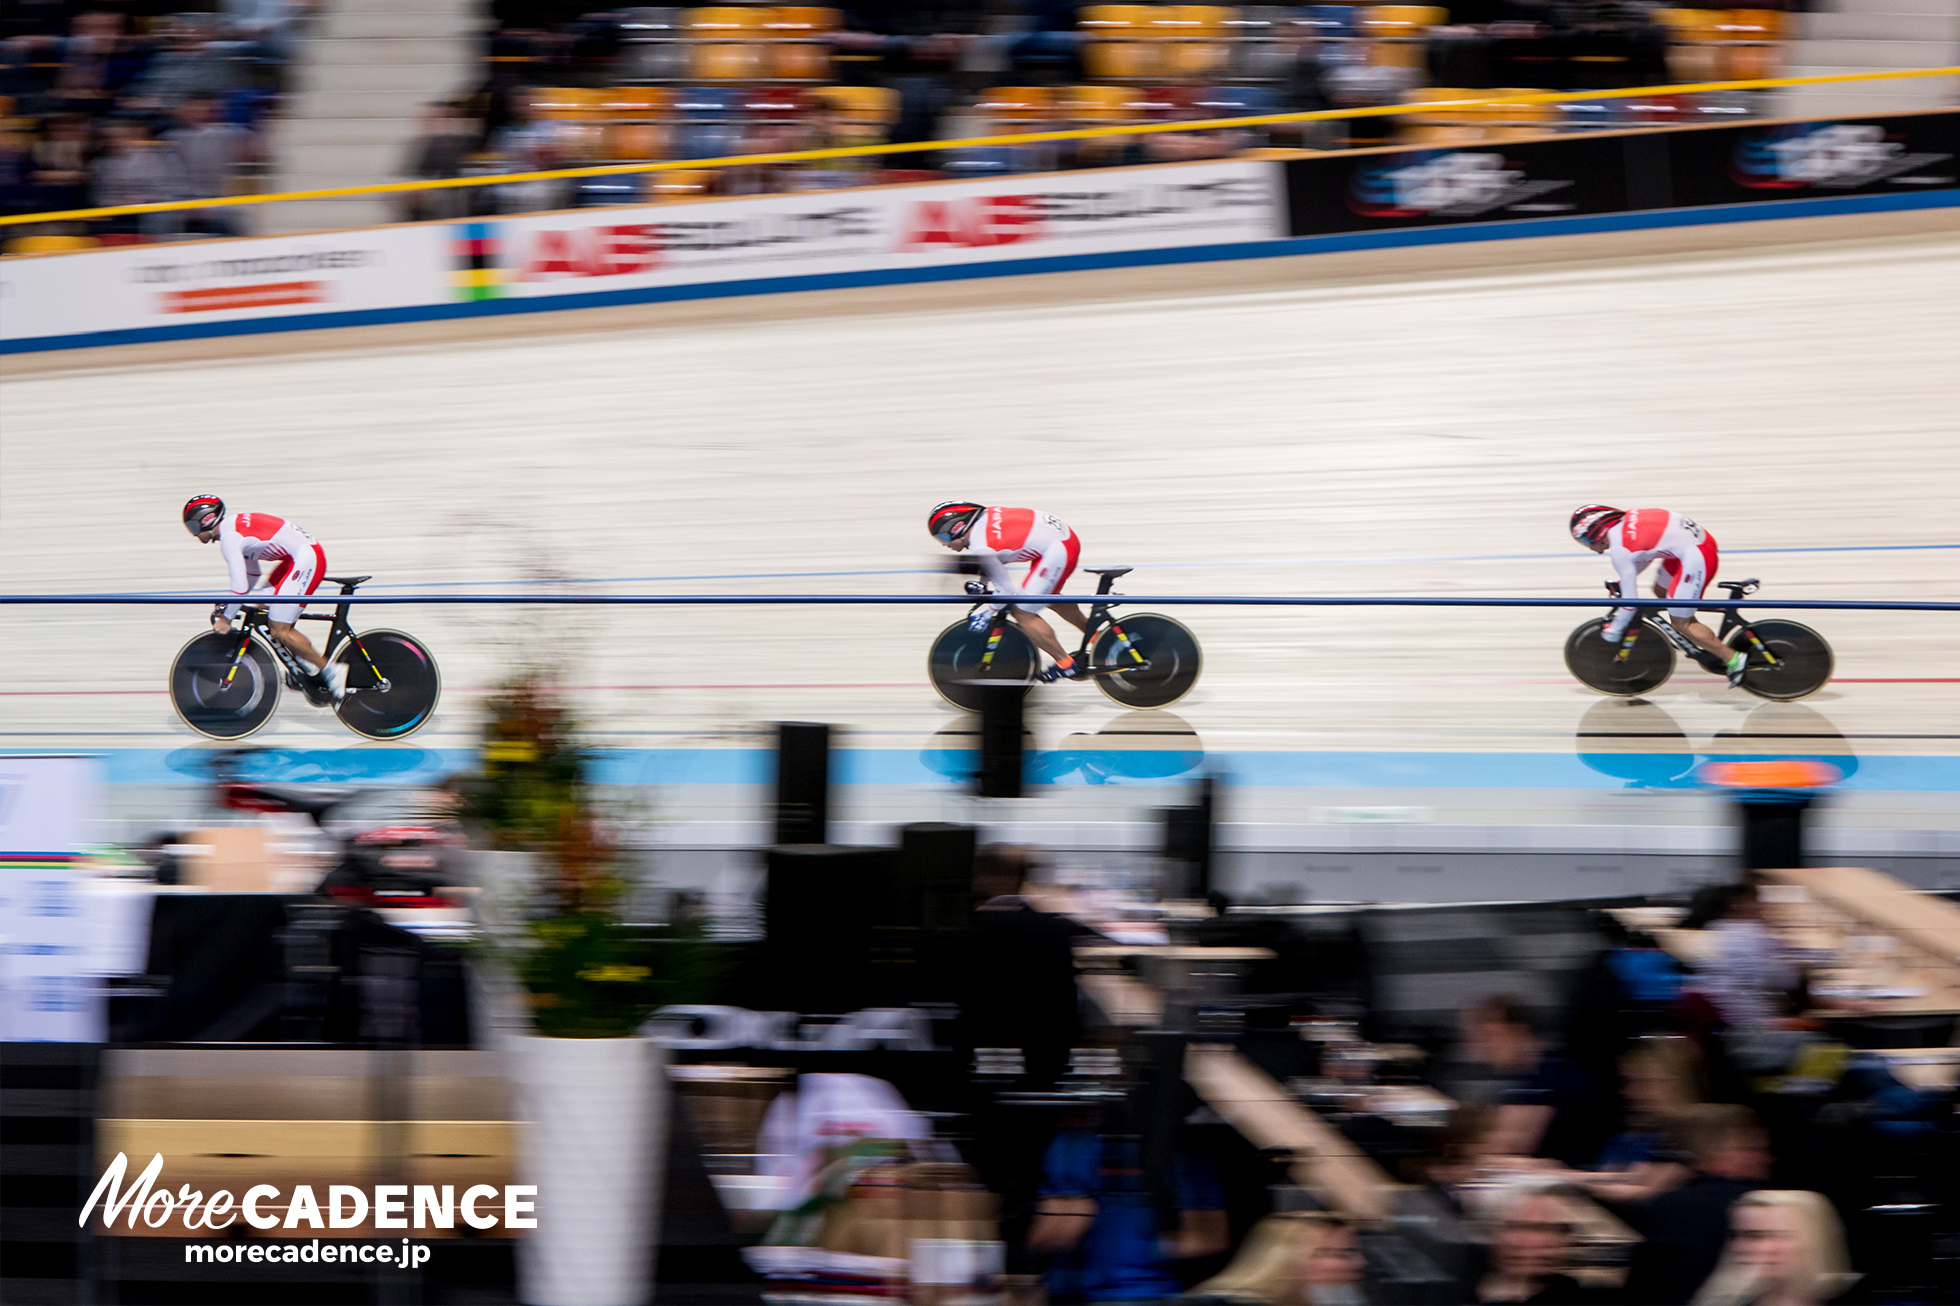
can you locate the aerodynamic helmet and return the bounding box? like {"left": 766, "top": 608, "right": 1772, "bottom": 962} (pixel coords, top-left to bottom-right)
{"left": 928, "top": 501, "right": 984, "bottom": 543}
{"left": 183, "top": 494, "right": 225, "bottom": 536}
{"left": 1570, "top": 504, "right": 1624, "bottom": 548}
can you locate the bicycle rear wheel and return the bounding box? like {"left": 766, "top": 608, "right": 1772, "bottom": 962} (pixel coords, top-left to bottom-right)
{"left": 171, "top": 630, "right": 281, "bottom": 739}
{"left": 333, "top": 629, "right": 441, "bottom": 739}
{"left": 1733, "top": 619, "right": 1833, "bottom": 701}
{"left": 1564, "top": 618, "right": 1675, "bottom": 696}
{"left": 1091, "top": 613, "right": 1202, "bottom": 709}
{"left": 928, "top": 620, "right": 1036, "bottom": 712}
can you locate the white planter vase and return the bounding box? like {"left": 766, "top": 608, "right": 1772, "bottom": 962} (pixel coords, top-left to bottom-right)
{"left": 512, "top": 1033, "right": 667, "bottom": 1306}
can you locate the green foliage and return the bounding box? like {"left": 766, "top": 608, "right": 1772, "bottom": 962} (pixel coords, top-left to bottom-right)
{"left": 469, "top": 669, "right": 724, "bottom": 1037}
{"left": 518, "top": 914, "right": 725, "bottom": 1039}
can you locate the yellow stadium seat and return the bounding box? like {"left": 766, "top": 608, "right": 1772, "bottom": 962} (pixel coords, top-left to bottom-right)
{"left": 648, "top": 168, "right": 713, "bottom": 201}
{"left": 6, "top": 234, "right": 98, "bottom": 255}
{"left": 1653, "top": 8, "right": 1723, "bottom": 81}
{"left": 1064, "top": 84, "right": 1141, "bottom": 120}
{"left": 814, "top": 84, "right": 899, "bottom": 123}
{"left": 530, "top": 87, "right": 602, "bottom": 119}
{"left": 1719, "top": 9, "right": 1783, "bottom": 79}
{"left": 1363, "top": 5, "right": 1444, "bottom": 67}
{"left": 1486, "top": 87, "right": 1555, "bottom": 135}
{"left": 1080, "top": 5, "right": 1161, "bottom": 79}
{"left": 603, "top": 122, "right": 667, "bottom": 159}
{"left": 600, "top": 86, "right": 668, "bottom": 118}
{"left": 765, "top": 6, "right": 836, "bottom": 79}
{"left": 977, "top": 86, "right": 1054, "bottom": 124}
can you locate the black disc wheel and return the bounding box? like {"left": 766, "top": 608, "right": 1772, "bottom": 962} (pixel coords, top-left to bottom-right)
{"left": 1565, "top": 618, "right": 1676, "bottom": 696}
{"left": 332, "top": 630, "right": 441, "bottom": 739}
{"left": 1732, "top": 619, "right": 1833, "bottom": 701}
{"left": 1091, "top": 613, "right": 1202, "bottom": 709}
{"left": 928, "top": 619, "right": 1037, "bottom": 712}
{"left": 170, "top": 630, "right": 282, "bottom": 739}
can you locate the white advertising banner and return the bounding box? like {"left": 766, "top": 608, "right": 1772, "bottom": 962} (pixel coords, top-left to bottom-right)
{"left": 0, "top": 755, "right": 106, "bottom": 1041}
{"left": 0, "top": 224, "right": 446, "bottom": 344}
{"left": 485, "top": 159, "right": 1281, "bottom": 298}
{"left": 2, "top": 159, "right": 1282, "bottom": 348}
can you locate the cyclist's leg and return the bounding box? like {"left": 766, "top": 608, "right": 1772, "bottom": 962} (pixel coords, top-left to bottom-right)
{"left": 266, "top": 545, "right": 329, "bottom": 673}
{"left": 1010, "top": 534, "right": 1084, "bottom": 667}
{"left": 1007, "top": 610, "right": 1070, "bottom": 661}
{"left": 1665, "top": 538, "right": 1731, "bottom": 661}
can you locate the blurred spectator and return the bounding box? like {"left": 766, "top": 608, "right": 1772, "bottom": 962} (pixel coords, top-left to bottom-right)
{"left": 1455, "top": 993, "right": 1604, "bottom": 1169}
{"left": 400, "top": 100, "right": 481, "bottom": 221}
{"left": 166, "top": 92, "right": 252, "bottom": 233}
{"left": 1473, "top": 1184, "right": 1590, "bottom": 1305}
{"left": 964, "top": 843, "right": 1101, "bottom": 1087}
{"left": 90, "top": 117, "right": 187, "bottom": 235}
{"left": 1538, "top": 1036, "right": 1700, "bottom": 1206}
{"left": 1622, "top": 1104, "right": 1775, "bottom": 1305}
{"left": 1690, "top": 1191, "right": 1857, "bottom": 1306}
{"left": 1190, "top": 1210, "right": 1367, "bottom": 1305}
{"left": 48, "top": 12, "right": 147, "bottom": 114}
{"left": 223, "top": 0, "right": 303, "bottom": 66}
{"left": 1684, "top": 884, "right": 1802, "bottom": 1033}
{"left": 125, "top": 17, "right": 237, "bottom": 110}
{"left": 1031, "top": 1109, "right": 1225, "bottom": 1302}
{"left": 489, "top": 87, "right": 569, "bottom": 212}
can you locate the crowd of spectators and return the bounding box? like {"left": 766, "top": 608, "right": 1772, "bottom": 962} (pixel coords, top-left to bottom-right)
{"left": 955, "top": 865, "right": 1954, "bottom": 1306}
{"left": 2, "top": 2, "right": 1792, "bottom": 239}
{"left": 1, "top": 2, "right": 292, "bottom": 235}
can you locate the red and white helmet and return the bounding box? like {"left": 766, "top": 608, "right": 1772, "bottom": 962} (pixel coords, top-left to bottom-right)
{"left": 928, "top": 501, "right": 984, "bottom": 543}
{"left": 183, "top": 494, "right": 225, "bottom": 536}
{"left": 1569, "top": 504, "right": 1624, "bottom": 548}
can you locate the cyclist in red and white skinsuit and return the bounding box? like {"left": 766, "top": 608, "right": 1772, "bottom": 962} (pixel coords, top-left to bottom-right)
{"left": 928, "top": 502, "right": 1089, "bottom": 681}
{"left": 1570, "top": 504, "right": 1747, "bottom": 687}
{"left": 182, "top": 494, "right": 347, "bottom": 700}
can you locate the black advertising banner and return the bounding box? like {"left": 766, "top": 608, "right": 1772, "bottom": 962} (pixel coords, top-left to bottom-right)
{"left": 1667, "top": 112, "right": 1960, "bottom": 208}
{"left": 1284, "top": 109, "right": 1960, "bottom": 238}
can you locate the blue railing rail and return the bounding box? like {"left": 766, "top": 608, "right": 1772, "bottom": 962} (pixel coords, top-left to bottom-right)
{"left": 3, "top": 593, "right": 1957, "bottom": 611}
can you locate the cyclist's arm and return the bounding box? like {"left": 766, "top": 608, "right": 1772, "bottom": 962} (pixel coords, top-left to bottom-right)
{"left": 974, "top": 552, "right": 1015, "bottom": 609}
{"left": 220, "top": 539, "right": 258, "bottom": 621}
{"left": 1605, "top": 550, "right": 1644, "bottom": 637}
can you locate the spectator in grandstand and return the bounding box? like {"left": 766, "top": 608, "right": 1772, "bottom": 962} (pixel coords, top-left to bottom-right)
{"left": 124, "top": 17, "right": 238, "bottom": 109}
{"left": 1622, "top": 1104, "right": 1775, "bottom": 1305}
{"left": 48, "top": 11, "right": 148, "bottom": 114}
{"left": 25, "top": 112, "right": 91, "bottom": 211}
{"left": 1682, "top": 883, "right": 1807, "bottom": 1049}
{"left": 1690, "top": 1191, "right": 1857, "bottom": 1306}
{"left": 488, "top": 87, "right": 569, "bottom": 212}
{"left": 1137, "top": 92, "right": 1256, "bottom": 165}
{"left": 1472, "top": 1184, "right": 1590, "bottom": 1305}
{"left": 1454, "top": 993, "right": 1607, "bottom": 1169}
{"left": 399, "top": 100, "right": 481, "bottom": 221}
{"left": 166, "top": 92, "right": 252, "bottom": 232}
{"left": 222, "top": 0, "right": 303, "bottom": 66}
{"left": 1189, "top": 1211, "right": 1366, "bottom": 1305}
{"left": 90, "top": 116, "right": 187, "bottom": 233}
{"left": 1541, "top": 1036, "right": 1699, "bottom": 1206}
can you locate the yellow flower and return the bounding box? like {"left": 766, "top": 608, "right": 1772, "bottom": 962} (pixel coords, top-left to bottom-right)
{"left": 578, "top": 964, "right": 651, "bottom": 983}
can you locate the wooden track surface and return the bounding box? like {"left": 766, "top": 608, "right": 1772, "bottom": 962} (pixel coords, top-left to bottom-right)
{"left": 3, "top": 208, "right": 1957, "bottom": 767}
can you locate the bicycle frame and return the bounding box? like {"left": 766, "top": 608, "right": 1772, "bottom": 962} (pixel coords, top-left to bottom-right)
{"left": 214, "top": 577, "right": 394, "bottom": 699}
{"left": 1607, "top": 578, "right": 1784, "bottom": 671}
{"left": 970, "top": 570, "right": 1152, "bottom": 678}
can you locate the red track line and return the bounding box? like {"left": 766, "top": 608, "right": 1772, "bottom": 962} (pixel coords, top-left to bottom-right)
{"left": 1831, "top": 678, "right": 1960, "bottom": 684}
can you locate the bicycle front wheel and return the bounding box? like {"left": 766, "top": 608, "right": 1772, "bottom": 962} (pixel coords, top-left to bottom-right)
{"left": 170, "top": 630, "right": 282, "bottom": 739}
{"left": 1733, "top": 619, "right": 1833, "bottom": 701}
{"left": 333, "top": 629, "right": 441, "bottom": 739}
{"left": 928, "top": 620, "right": 1037, "bottom": 712}
{"left": 1564, "top": 618, "right": 1675, "bottom": 696}
{"left": 1091, "top": 613, "right": 1202, "bottom": 709}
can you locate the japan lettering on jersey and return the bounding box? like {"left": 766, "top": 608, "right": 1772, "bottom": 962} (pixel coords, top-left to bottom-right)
{"left": 981, "top": 507, "right": 1069, "bottom": 562}
{"left": 1618, "top": 508, "right": 1705, "bottom": 554}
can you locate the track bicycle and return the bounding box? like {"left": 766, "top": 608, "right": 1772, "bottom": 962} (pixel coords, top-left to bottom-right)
{"left": 168, "top": 575, "right": 441, "bottom": 740}
{"left": 927, "top": 566, "right": 1202, "bottom": 711}
{"left": 1563, "top": 577, "right": 1833, "bottom": 701}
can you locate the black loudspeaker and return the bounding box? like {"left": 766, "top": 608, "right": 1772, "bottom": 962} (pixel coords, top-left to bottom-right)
{"left": 774, "top": 722, "right": 830, "bottom": 845}
{"left": 1161, "top": 777, "right": 1216, "bottom": 899}
{"left": 977, "top": 686, "right": 1025, "bottom": 799}
{"left": 763, "top": 844, "right": 895, "bottom": 1013}
{"left": 901, "top": 822, "right": 978, "bottom": 934}
{"left": 1738, "top": 792, "right": 1816, "bottom": 871}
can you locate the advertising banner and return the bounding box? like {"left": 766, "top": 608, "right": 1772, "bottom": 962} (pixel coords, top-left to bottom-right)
{"left": 0, "top": 225, "right": 447, "bottom": 344}
{"left": 459, "top": 159, "right": 1281, "bottom": 301}
{"left": 0, "top": 755, "right": 103, "bottom": 1041}
{"left": 1284, "top": 108, "right": 1960, "bottom": 237}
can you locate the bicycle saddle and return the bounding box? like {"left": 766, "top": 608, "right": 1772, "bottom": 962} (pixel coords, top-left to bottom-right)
{"left": 1717, "top": 578, "right": 1760, "bottom": 596}
{"left": 1082, "top": 565, "right": 1134, "bottom": 579}
{"left": 322, "top": 574, "right": 372, "bottom": 588}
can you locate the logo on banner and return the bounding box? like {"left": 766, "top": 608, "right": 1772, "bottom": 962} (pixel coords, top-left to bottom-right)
{"left": 1730, "top": 123, "right": 1954, "bottom": 190}
{"left": 898, "top": 195, "right": 1043, "bottom": 249}
{"left": 1348, "top": 152, "right": 1572, "bottom": 218}
{"left": 450, "top": 221, "right": 504, "bottom": 300}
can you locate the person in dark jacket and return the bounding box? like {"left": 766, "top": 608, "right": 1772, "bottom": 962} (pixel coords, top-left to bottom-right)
{"left": 1621, "top": 1105, "right": 1773, "bottom": 1305}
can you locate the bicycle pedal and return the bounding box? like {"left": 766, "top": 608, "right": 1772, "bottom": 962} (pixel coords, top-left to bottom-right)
{"left": 283, "top": 673, "right": 303, "bottom": 691}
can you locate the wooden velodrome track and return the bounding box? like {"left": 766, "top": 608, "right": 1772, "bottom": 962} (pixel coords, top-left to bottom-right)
{"left": 3, "top": 208, "right": 1957, "bottom": 812}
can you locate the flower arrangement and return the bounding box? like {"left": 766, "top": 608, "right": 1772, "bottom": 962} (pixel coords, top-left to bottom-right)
{"left": 471, "top": 672, "right": 721, "bottom": 1037}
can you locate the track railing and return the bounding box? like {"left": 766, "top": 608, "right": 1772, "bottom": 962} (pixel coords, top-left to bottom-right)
{"left": 2, "top": 65, "right": 1955, "bottom": 233}
{"left": 3, "top": 594, "right": 1956, "bottom": 611}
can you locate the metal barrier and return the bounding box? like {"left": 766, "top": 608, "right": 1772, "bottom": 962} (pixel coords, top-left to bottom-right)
{"left": 4, "top": 593, "right": 1957, "bottom": 611}
{"left": 2, "top": 66, "right": 1955, "bottom": 232}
